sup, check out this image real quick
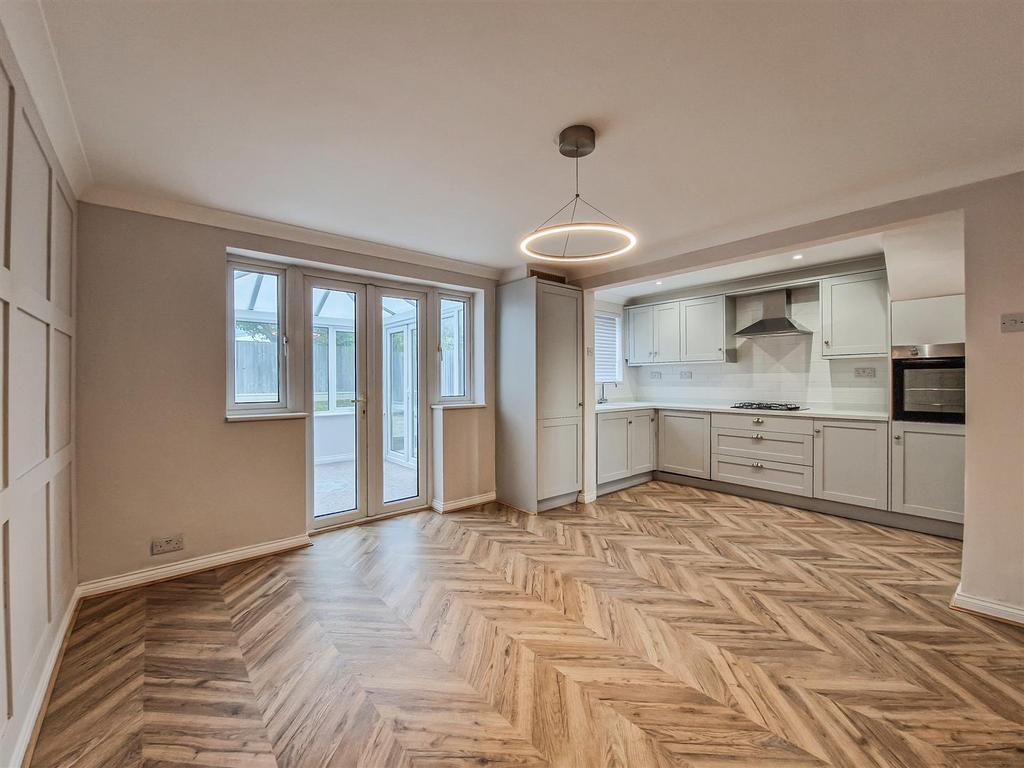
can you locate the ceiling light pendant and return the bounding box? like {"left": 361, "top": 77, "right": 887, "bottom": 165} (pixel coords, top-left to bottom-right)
{"left": 519, "top": 125, "right": 637, "bottom": 263}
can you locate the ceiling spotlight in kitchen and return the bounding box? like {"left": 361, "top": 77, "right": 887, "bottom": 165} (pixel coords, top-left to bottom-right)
{"left": 519, "top": 125, "right": 637, "bottom": 263}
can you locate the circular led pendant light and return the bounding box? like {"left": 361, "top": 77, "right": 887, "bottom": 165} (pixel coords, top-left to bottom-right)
{"left": 519, "top": 125, "right": 637, "bottom": 263}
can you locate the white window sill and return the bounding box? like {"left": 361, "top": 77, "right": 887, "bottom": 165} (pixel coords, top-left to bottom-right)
{"left": 226, "top": 411, "right": 309, "bottom": 423}
{"left": 431, "top": 402, "right": 487, "bottom": 410}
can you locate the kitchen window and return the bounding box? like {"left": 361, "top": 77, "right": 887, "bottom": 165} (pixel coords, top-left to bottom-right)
{"left": 595, "top": 311, "right": 622, "bottom": 383}
{"left": 438, "top": 293, "right": 472, "bottom": 401}
{"left": 227, "top": 261, "right": 289, "bottom": 412}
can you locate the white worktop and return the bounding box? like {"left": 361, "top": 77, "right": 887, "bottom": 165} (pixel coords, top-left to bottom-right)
{"left": 595, "top": 400, "right": 889, "bottom": 422}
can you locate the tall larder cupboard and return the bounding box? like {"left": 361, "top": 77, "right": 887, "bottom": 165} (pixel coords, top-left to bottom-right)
{"left": 496, "top": 278, "right": 584, "bottom": 512}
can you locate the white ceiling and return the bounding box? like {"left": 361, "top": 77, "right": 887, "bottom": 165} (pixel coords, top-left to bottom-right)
{"left": 33, "top": 1, "right": 1024, "bottom": 275}
{"left": 595, "top": 233, "right": 885, "bottom": 303}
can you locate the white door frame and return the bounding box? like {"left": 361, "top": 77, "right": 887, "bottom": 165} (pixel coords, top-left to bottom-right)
{"left": 305, "top": 275, "right": 368, "bottom": 530}
{"left": 368, "top": 284, "right": 429, "bottom": 516}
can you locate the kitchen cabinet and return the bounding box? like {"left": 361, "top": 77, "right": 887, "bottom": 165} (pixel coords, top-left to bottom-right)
{"left": 596, "top": 411, "right": 629, "bottom": 484}
{"left": 538, "top": 417, "right": 582, "bottom": 499}
{"left": 597, "top": 409, "right": 655, "bottom": 485}
{"left": 658, "top": 410, "right": 711, "bottom": 478}
{"left": 812, "top": 419, "right": 888, "bottom": 510}
{"left": 890, "top": 421, "right": 965, "bottom": 523}
{"left": 712, "top": 454, "right": 813, "bottom": 497}
{"left": 626, "top": 294, "right": 732, "bottom": 365}
{"left": 626, "top": 305, "right": 654, "bottom": 363}
{"left": 496, "top": 278, "right": 583, "bottom": 512}
{"left": 628, "top": 410, "right": 656, "bottom": 474}
{"left": 681, "top": 295, "right": 726, "bottom": 361}
{"left": 820, "top": 270, "right": 889, "bottom": 357}
{"left": 713, "top": 427, "right": 813, "bottom": 465}
{"left": 653, "top": 303, "right": 681, "bottom": 363}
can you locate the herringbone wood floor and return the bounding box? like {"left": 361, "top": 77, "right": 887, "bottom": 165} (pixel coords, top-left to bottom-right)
{"left": 29, "top": 482, "right": 1024, "bottom": 767}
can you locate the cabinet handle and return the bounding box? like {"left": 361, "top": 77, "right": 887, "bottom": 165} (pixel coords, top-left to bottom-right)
{"left": 628, "top": 420, "right": 632, "bottom": 424}
{"left": 814, "top": 428, "right": 821, "bottom": 434}
{"left": 752, "top": 433, "right": 764, "bottom": 440}
{"left": 893, "top": 435, "right": 902, "bottom": 441}
{"left": 752, "top": 417, "right": 764, "bottom": 424}
{"left": 824, "top": 340, "right": 831, "bottom": 346}
{"left": 751, "top": 462, "right": 764, "bottom": 469}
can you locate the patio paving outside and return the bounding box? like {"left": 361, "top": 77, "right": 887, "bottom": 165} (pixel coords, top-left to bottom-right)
{"left": 314, "top": 459, "right": 419, "bottom": 517}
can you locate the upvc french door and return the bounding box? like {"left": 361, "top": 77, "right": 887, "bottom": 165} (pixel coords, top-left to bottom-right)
{"left": 306, "top": 277, "right": 427, "bottom": 529}
{"left": 370, "top": 286, "right": 428, "bottom": 515}
{"left": 306, "top": 276, "right": 368, "bottom": 528}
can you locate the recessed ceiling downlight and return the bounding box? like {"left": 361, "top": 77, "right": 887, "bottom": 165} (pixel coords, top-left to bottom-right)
{"left": 792, "top": 253, "right": 804, "bottom": 260}
{"left": 519, "top": 125, "right": 637, "bottom": 263}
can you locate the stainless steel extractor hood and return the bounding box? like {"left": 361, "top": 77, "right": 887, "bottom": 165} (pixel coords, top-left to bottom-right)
{"left": 733, "top": 289, "right": 812, "bottom": 338}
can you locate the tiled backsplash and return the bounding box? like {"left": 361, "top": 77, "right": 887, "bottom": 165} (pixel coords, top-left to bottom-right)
{"left": 613, "top": 285, "right": 889, "bottom": 408}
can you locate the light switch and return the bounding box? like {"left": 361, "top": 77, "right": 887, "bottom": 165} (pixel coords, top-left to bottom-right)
{"left": 1001, "top": 312, "right": 1024, "bottom": 333}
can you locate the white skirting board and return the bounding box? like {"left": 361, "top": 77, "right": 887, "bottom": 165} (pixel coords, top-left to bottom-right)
{"left": 4, "top": 586, "right": 81, "bottom": 768}
{"left": 78, "top": 533, "right": 312, "bottom": 598}
{"left": 951, "top": 582, "right": 1024, "bottom": 627}
{"left": 430, "top": 491, "right": 497, "bottom": 513}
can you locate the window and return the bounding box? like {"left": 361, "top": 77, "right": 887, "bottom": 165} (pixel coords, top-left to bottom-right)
{"left": 594, "top": 311, "right": 622, "bottom": 383}
{"left": 228, "top": 262, "right": 287, "bottom": 410}
{"left": 439, "top": 294, "right": 471, "bottom": 400}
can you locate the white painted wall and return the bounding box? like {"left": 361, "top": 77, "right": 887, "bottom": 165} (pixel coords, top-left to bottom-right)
{"left": 0, "top": 19, "right": 78, "bottom": 766}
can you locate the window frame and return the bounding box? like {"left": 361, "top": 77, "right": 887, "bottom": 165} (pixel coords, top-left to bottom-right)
{"left": 226, "top": 259, "right": 290, "bottom": 414}
{"left": 436, "top": 290, "right": 473, "bottom": 403}
{"left": 594, "top": 310, "right": 623, "bottom": 384}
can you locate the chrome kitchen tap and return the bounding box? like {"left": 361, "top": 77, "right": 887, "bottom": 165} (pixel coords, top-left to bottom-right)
{"left": 598, "top": 381, "right": 617, "bottom": 404}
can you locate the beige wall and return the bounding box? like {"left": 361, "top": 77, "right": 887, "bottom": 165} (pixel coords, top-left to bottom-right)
{"left": 76, "top": 203, "right": 496, "bottom": 583}
{"left": 579, "top": 172, "right": 1024, "bottom": 615}
{"left": 0, "top": 23, "right": 78, "bottom": 768}
{"left": 432, "top": 406, "right": 496, "bottom": 508}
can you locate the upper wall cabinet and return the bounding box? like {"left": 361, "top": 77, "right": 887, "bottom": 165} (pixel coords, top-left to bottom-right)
{"left": 626, "top": 294, "right": 732, "bottom": 365}
{"left": 820, "top": 270, "right": 889, "bottom": 358}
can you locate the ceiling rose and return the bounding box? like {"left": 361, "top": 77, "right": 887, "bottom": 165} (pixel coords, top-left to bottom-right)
{"left": 519, "top": 125, "right": 637, "bottom": 263}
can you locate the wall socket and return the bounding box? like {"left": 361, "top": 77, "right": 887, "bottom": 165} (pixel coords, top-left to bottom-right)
{"left": 854, "top": 367, "right": 877, "bottom": 379}
{"left": 650, "top": 371, "right": 662, "bottom": 380}
{"left": 679, "top": 370, "right": 693, "bottom": 380}
{"left": 1001, "top": 312, "right": 1024, "bottom": 333}
{"left": 151, "top": 534, "right": 184, "bottom": 556}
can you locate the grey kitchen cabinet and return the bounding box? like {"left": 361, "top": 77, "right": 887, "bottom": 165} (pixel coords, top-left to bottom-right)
{"left": 890, "top": 421, "right": 965, "bottom": 523}
{"left": 653, "top": 302, "right": 681, "bottom": 363}
{"left": 626, "top": 294, "right": 732, "bottom": 365}
{"left": 596, "top": 411, "right": 630, "bottom": 484}
{"left": 681, "top": 295, "right": 727, "bottom": 362}
{"left": 538, "top": 417, "right": 583, "bottom": 500}
{"left": 820, "top": 270, "right": 889, "bottom": 358}
{"left": 496, "top": 277, "right": 583, "bottom": 512}
{"left": 597, "top": 409, "right": 655, "bottom": 485}
{"left": 626, "top": 304, "right": 654, "bottom": 364}
{"left": 812, "top": 419, "right": 888, "bottom": 510}
{"left": 712, "top": 454, "right": 814, "bottom": 497}
{"left": 628, "top": 410, "right": 656, "bottom": 474}
{"left": 658, "top": 410, "right": 711, "bottom": 478}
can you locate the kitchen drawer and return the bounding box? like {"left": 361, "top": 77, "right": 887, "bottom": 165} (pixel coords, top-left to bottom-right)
{"left": 711, "top": 454, "right": 813, "bottom": 497}
{"left": 711, "top": 427, "right": 813, "bottom": 466}
{"left": 711, "top": 412, "right": 813, "bottom": 435}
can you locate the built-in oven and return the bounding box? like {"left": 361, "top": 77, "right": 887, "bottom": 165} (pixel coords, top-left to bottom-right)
{"left": 892, "top": 344, "right": 965, "bottom": 424}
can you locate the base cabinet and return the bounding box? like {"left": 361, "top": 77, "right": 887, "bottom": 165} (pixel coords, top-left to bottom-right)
{"left": 658, "top": 410, "right": 711, "bottom": 478}
{"left": 890, "top": 421, "right": 965, "bottom": 523}
{"left": 597, "top": 410, "right": 655, "bottom": 485}
{"left": 812, "top": 419, "right": 888, "bottom": 510}
{"left": 538, "top": 417, "right": 582, "bottom": 500}
{"left": 596, "top": 412, "right": 630, "bottom": 484}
